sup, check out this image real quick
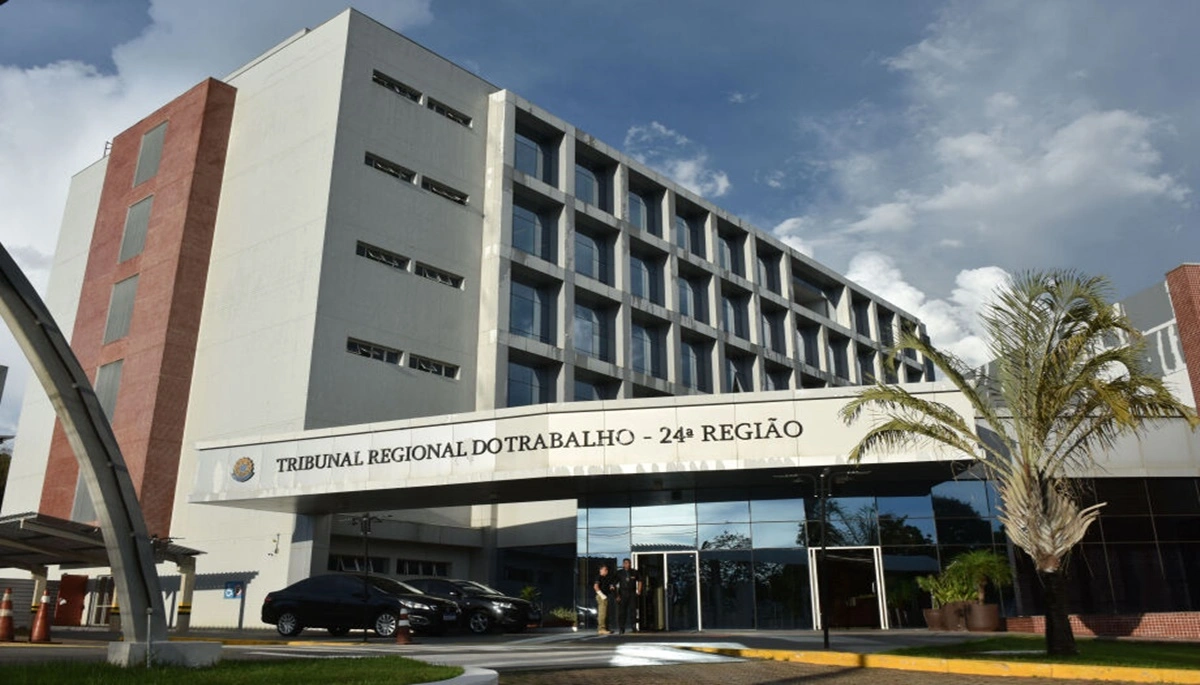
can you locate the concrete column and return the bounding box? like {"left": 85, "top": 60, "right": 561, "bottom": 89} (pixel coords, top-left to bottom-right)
{"left": 29, "top": 566, "right": 47, "bottom": 620}
{"left": 174, "top": 558, "right": 196, "bottom": 634}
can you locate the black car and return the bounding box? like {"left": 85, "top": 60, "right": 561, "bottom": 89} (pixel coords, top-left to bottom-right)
{"left": 261, "top": 573, "right": 461, "bottom": 637}
{"left": 405, "top": 578, "right": 540, "bottom": 634}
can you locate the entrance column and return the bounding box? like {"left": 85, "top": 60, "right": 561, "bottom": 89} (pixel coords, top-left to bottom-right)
{"left": 175, "top": 558, "right": 196, "bottom": 634}
{"left": 29, "top": 565, "right": 47, "bottom": 622}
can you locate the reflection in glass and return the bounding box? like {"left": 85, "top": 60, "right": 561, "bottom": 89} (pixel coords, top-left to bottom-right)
{"left": 811, "top": 497, "right": 878, "bottom": 546}
{"left": 750, "top": 497, "right": 805, "bottom": 522}
{"left": 876, "top": 495, "right": 934, "bottom": 520}
{"left": 932, "top": 480, "right": 989, "bottom": 518}
{"left": 935, "top": 517, "right": 992, "bottom": 546}
{"left": 587, "top": 507, "right": 629, "bottom": 528}
{"left": 632, "top": 502, "right": 696, "bottom": 527}
{"left": 751, "top": 521, "right": 806, "bottom": 549}
{"left": 879, "top": 516, "right": 937, "bottom": 546}
{"left": 698, "top": 523, "right": 751, "bottom": 550}
{"left": 588, "top": 527, "right": 630, "bottom": 555}
{"left": 697, "top": 500, "right": 750, "bottom": 524}
{"left": 881, "top": 546, "right": 940, "bottom": 628}
{"left": 632, "top": 525, "right": 696, "bottom": 550}
{"left": 700, "top": 551, "right": 754, "bottom": 628}
{"left": 754, "top": 549, "right": 812, "bottom": 629}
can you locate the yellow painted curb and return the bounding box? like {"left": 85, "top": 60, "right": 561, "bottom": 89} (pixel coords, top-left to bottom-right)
{"left": 169, "top": 637, "right": 285, "bottom": 646}
{"left": 684, "top": 646, "right": 1200, "bottom": 684}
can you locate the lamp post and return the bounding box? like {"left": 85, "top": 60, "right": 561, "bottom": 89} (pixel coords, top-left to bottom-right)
{"left": 349, "top": 512, "right": 382, "bottom": 642}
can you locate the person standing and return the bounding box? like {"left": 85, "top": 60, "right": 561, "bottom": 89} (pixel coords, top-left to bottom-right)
{"left": 593, "top": 564, "right": 612, "bottom": 634}
{"left": 614, "top": 557, "right": 641, "bottom": 634}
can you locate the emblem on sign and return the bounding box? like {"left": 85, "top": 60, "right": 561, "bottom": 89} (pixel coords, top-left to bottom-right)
{"left": 231, "top": 457, "right": 255, "bottom": 483}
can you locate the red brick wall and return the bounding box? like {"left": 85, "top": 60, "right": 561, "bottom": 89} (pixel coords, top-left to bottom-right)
{"left": 39, "top": 78, "right": 236, "bottom": 537}
{"left": 1007, "top": 612, "right": 1200, "bottom": 640}
{"left": 1166, "top": 264, "right": 1200, "bottom": 405}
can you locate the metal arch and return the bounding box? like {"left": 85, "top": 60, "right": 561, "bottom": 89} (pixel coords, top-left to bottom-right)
{"left": 0, "top": 243, "right": 167, "bottom": 643}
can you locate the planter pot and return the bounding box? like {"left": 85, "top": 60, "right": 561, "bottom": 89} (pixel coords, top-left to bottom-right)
{"left": 967, "top": 603, "right": 1001, "bottom": 632}
{"left": 942, "top": 601, "right": 970, "bottom": 631}
{"left": 922, "top": 608, "right": 944, "bottom": 630}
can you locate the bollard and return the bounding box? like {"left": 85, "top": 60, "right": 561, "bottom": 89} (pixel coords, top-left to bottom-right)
{"left": 29, "top": 590, "right": 51, "bottom": 643}
{"left": 0, "top": 588, "right": 14, "bottom": 641}
{"left": 394, "top": 607, "right": 412, "bottom": 645}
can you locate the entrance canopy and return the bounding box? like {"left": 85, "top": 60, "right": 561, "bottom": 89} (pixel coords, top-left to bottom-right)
{"left": 190, "top": 385, "right": 976, "bottom": 514}
{"left": 0, "top": 512, "right": 202, "bottom": 572}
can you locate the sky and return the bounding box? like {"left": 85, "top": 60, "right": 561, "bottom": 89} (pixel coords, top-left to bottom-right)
{"left": 0, "top": 0, "right": 1197, "bottom": 436}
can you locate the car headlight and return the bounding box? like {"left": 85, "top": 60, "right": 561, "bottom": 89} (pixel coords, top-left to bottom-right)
{"left": 493, "top": 601, "right": 515, "bottom": 610}
{"left": 400, "top": 599, "right": 433, "bottom": 612}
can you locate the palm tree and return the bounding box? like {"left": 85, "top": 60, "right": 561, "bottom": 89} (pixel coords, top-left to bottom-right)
{"left": 839, "top": 270, "right": 1197, "bottom": 655}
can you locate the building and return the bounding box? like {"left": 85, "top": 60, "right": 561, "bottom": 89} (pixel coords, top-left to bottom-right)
{"left": 1, "top": 9, "right": 1196, "bottom": 635}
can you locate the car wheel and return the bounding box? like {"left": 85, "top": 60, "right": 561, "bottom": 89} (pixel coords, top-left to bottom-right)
{"left": 374, "top": 611, "right": 399, "bottom": 638}
{"left": 327, "top": 626, "right": 350, "bottom": 637}
{"left": 276, "top": 611, "right": 303, "bottom": 637}
{"left": 468, "top": 609, "right": 493, "bottom": 634}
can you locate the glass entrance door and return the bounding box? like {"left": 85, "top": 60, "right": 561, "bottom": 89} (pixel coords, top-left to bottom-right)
{"left": 633, "top": 551, "right": 700, "bottom": 631}
{"left": 809, "top": 546, "right": 887, "bottom": 629}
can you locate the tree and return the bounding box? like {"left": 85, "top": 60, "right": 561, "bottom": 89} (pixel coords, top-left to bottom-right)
{"left": 839, "top": 270, "right": 1198, "bottom": 655}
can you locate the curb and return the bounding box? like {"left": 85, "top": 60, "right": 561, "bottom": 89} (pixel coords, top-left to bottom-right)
{"left": 684, "top": 647, "right": 1200, "bottom": 684}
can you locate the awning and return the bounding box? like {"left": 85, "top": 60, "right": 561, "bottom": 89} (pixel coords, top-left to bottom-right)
{"left": 0, "top": 512, "right": 202, "bottom": 572}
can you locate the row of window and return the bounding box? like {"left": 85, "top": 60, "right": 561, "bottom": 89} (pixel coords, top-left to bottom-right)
{"left": 371, "top": 70, "right": 472, "bottom": 127}
{"left": 366, "top": 152, "right": 469, "bottom": 205}
{"left": 356, "top": 241, "right": 464, "bottom": 289}
{"left": 327, "top": 554, "right": 452, "bottom": 577}
{"left": 346, "top": 338, "right": 460, "bottom": 379}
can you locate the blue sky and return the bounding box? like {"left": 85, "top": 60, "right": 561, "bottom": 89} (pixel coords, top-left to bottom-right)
{"left": 1, "top": 0, "right": 1198, "bottom": 435}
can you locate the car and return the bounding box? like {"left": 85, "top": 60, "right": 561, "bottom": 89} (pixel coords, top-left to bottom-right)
{"left": 261, "top": 573, "right": 461, "bottom": 637}
{"left": 404, "top": 577, "right": 541, "bottom": 634}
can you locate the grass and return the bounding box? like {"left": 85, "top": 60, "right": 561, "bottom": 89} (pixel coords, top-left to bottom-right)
{"left": 888, "top": 634, "right": 1200, "bottom": 670}
{"left": 6, "top": 655, "right": 463, "bottom": 685}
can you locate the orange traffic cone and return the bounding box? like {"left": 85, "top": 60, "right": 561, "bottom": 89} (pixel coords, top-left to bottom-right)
{"left": 394, "top": 607, "right": 412, "bottom": 645}
{"left": 0, "top": 588, "right": 14, "bottom": 641}
{"left": 29, "top": 590, "right": 51, "bottom": 643}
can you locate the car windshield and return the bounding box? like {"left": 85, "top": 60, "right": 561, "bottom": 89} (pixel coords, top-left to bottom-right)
{"left": 365, "top": 576, "right": 423, "bottom": 596}
{"left": 455, "top": 580, "right": 504, "bottom": 596}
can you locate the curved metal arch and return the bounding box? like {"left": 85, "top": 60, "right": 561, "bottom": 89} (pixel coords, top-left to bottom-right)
{"left": 0, "top": 242, "right": 166, "bottom": 643}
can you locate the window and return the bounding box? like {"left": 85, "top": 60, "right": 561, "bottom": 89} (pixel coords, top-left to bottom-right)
{"left": 718, "top": 233, "right": 745, "bottom": 276}
{"left": 798, "top": 324, "right": 820, "bottom": 366}
{"left": 765, "top": 367, "right": 791, "bottom": 391}
{"left": 118, "top": 196, "right": 153, "bottom": 262}
{"left": 396, "top": 558, "right": 450, "bottom": 576}
{"left": 508, "top": 360, "right": 553, "bottom": 407}
{"left": 757, "top": 253, "right": 781, "bottom": 294}
{"left": 357, "top": 241, "right": 409, "bottom": 272}
{"left": 631, "top": 323, "right": 665, "bottom": 379}
{"left": 674, "top": 214, "right": 705, "bottom": 258}
{"left": 856, "top": 348, "right": 876, "bottom": 385}
{"left": 574, "top": 230, "right": 612, "bottom": 284}
{"left": 878, "top": 310, "right": 895, "bottom": 348}
{"left": 828, "top": 335, "right": 850, "bottom": 380}
{"left": 515, "top": 132, "right": 555, "bottom": 184}
{"left": 761, "top": 311, "right": 786, "bottom": 354}
{"left": 512, "top": 202, "right": 555, "bottom": 261}
{"left": 365, "top": 152, "right": 415, "bottom": 182}
{"left": 681, "top": 339, "right": 710, "bottom": 392}
{"left": 347, "top": 338, "right": 400, "bottom": 365}
{"left": 94, "top": 360, "right": 123, "bottom": 420}
{"left": 629, "top": 253, "right": 662, "bottom": 304}
{"left": 102, "top": 275, "right": 138, "bottom": 344}
{"left": 678, "top": 275, "right": 708, "bottom": 323}
{"left": 372, "top": 70, "right": 421, "bottom": 103}
{"left": 725, "top": 356, "right": 753, "bottom": 393}
{"left": 426, "top": 97, "right": 471, "bottom": 126}
{"left": 574, "top": 377, "right": 616, "bottom": 402}
{"left": 721, "top": 293, "right": 749, "bottom": 339}
{"left": 575, "top": 164, "right": 600, "bottom": 207}
{"left": 573, "top": 302, "right": 613, "bottom": 362}
{"left": 853, "top": 299, "right": 872, "bottom": 337}
{"left": 133, "top": 122, "right": 167, "bottom": 186}
{"left": 414, "top": 262, "right": 463, "bottom": 288}
{"left": 328, "top": 555, "right": 388, "bottom": 574}
{"left": 628, "top": 190, "right": 658, "bottom": 235}
{"left": 422, "top": 176, "right": 468, "bottom": 205}
{"left": 409, "top": 353, "right": 459, "bottom": 379}
{"left": 510, "top": 280, "right": 553, "bottom": 343}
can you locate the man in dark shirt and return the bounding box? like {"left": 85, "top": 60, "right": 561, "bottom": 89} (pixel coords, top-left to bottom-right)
{"left": 613, "top": 557, "right": 641, "bottom": 634}
{"left": 592, "top": 564, "right": 612, "bottom": 634}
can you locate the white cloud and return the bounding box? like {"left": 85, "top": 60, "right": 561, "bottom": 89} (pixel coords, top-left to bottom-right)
{"left": 624, "top": 121, "right": 731, "bottom": 198}
{"left": 0, "top": 0, "right": 433, "bottom": 435}
{"left": 771, "top": 217, "right": 816, "bottom": 257}
{"left": 848, "top": 201, "right": 917, "bottom": 233}
{"left": 728, "top": 91, "right": 758, "bottom": 105}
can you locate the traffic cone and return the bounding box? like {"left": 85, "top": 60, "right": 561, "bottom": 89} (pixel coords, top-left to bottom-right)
{"left": 29, "top": 590, "right": 51, "bottom": 643}
{"left": 394, "top": 607, "right": 412, "bottom": 645}
{"left": 0, "top": 588, "right": 14, "bottom": 641}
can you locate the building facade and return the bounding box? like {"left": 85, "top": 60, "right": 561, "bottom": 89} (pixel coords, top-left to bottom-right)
{"left": 2, "top": 10, "right": 1196, "bottom": 634}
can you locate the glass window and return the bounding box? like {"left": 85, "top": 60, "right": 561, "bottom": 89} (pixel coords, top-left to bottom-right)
{"left": 696, "top": 500, "right": 750, "bottom": 524}
{"left": 879, "top": 516, "right": 938, "bottom": 546}
{"left": 680, "top": 339, "right": 709, "bottom": 392}
{"left": 507, "top": 360, "right": 552, "bottom": 407}
{"left": 699, "top": 523, "right": 751, "bottom": 550}
{"left": 678, "top": 276, "right": 707, "bottom": 323}
{"left": 632, "top": 525, "right": 696, "bottom": 550}
{"left": 512, "top": 202, "right": 554, "bottom": 261}
{"left": 587, "top": 527, "right": 631, "bottom": 555}
{"left": 721, "top": 294, "right": 749, "bottom": 339}
{"left": 509, "top": 280, "right": 552, "bottom": 343}
{"left": 718, "top": 234, "right": 744, "bottom": 276}
{"left": 630, "top": 323, "right": 664, "bottom": 379}
{"left": 751, "top": 521, "right": 806, "bottom": 548}
{"left": 573, "top": 302, "right": 613, "bottom": 362}
{"left": 102, "top": 275, "right": 138, "bottom": 343}
{"left": 133, "top": 122, "right": 167, "bottom": 186}
{"left": 94, "top": 360, "right": 123, "bottom": 420}
{"left": 932, "top": 480, "right": 990, "bottom": 518}
{"left": 725, "top": 356, "right": 753, "bottom": 393}
{"left": 700, "top": 551, "right": 755, "bottom": 629}
{"left": 575, "top": 164, "right": 599, "bottom": 206}
{"left": 118, "top": 196, "right": 153, "bottom": 262}
{"left": 574, "top": 377, "right": 615, "bottom": 402}
{"left": 515, "top": 132, "right": 554, "bottom": 183}
{"left": 765, "top": 367, "right": 790, "bottom": 391}
{"left": 629, "top": 253, "right": 662, "bottom": 304}
{"left": 575, "top": 231, "right": 611, "bottom": 284}
{"left": 632, "top": 502, "right": 695, "bottom": 526}
{"left": 828, "top": 335, "right": 849, "bottom": 379}
{"left": 587, "top": 506, "right": 629, "bottom": 528}
{"left": 628, "top": 190, "right": 657, "bottom": 235}
{"left": 754, "top": 549, "right": 812, "bottom": 629}
{"left": 816, "top": 496, "right": 878, "bottom": 546}
{"left": 750, "top": 497, "right": 805, "bottom": 522}
{"left": 762, "top": 312, "right": 786, "bottom": 354}
{"left": 757, "top": 253, "right": 780, "bottom": 293}
{"left": 798, "top": 324, "right": 820, "bottom": 366}
{"left": 347, "top": 338, "right": 400, "bottom": 364}
{"left": 877, "top": 495, "right": 935, "bottom": 520}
